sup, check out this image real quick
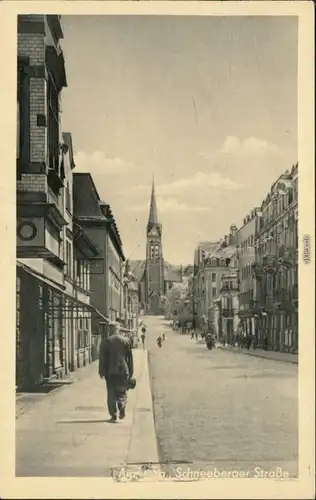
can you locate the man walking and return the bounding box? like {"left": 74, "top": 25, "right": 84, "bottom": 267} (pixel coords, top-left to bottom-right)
{"left": 141, "top": 327, "right": 146, "bottom": 349}
{"left": 99, "top": 324, "right": 134, "bottom": 422}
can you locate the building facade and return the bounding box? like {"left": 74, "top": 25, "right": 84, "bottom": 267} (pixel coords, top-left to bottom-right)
{"left": 218, "top": 257, "right": 239, "bottom": 345}
{"left": 101, "top": 203, "right": 126, "bottom": 324}
{"left": 237, "top": 209, "right": 261, "bottom": 338}
{"left": 191, "top": 226, "right": 238, "bottom": 338}
{"left": 205, "top": 227, "right": 238, "bottom": 340}
{"left": 253, "top": 164, "right": 298, "bottom": 352}
{"left": 73, "top": 173, "right": 126, "bottom": 357}
{"left": 16, "top": 15, "right": 98, "bottom": 390}
{"left": 193, "top": 241, "right": 219, "bottom": 332}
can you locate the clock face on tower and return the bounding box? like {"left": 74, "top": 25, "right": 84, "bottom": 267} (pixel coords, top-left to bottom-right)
{"left": 149, "top": 227, "right": 158, "bottom": 237}
{"left": 17, "top": 221, "right": 37, "bottom": 241}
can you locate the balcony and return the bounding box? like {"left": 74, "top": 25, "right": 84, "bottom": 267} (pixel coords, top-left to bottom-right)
{"left": 220, "top": 284, "right": 239, "bottom": 293}
{"left": 222, "top": 308, "right": 234, "bottom": 318}
{"left": 17, "top": 201, "right": 67, "bottom": 268}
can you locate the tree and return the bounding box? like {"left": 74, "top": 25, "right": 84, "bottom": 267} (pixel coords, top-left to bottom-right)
{"left": 163, "top": 282, "right": 186, "bottom": 315}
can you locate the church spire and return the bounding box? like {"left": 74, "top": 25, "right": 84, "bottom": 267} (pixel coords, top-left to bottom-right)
{"left": 147, "top": 175, "right": 159, "bottom": 228}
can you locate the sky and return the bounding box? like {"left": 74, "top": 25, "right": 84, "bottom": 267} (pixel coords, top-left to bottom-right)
{"left": 61, "top": 15, "right": 298, "bottom": 265}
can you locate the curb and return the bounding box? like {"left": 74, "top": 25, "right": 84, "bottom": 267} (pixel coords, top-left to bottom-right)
{"left": 127, "top": 350, "right": 161, "bottom": 480}
{"left": 217, "top": 346, "right": 298, "bottom": 364}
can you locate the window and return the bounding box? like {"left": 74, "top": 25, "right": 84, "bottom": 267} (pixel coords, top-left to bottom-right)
{"left": 65, "top": 181, "right": 71, "bottom": 213}
{"left": 212, "top": 273, "right": 216, "bottom": 282}
{"left": 75, "top": 259, "right": 81, "bottom": 285}
{"left": 66, "top": 240, "right": 72, "bottom": 278}
{"left": 47, "top": 70, "right": 60, "bottom": 172}
{"left": 155, "top": 245, "right": 159, "bottom": 257}
{"left": 150, "top": 246, "right": 154, "bottom": 259}
{"left": 17, "top": 58, "right": 30, "bottom": 177}
{"left": 212, "top": 287, "right": 217, "bottom": 297}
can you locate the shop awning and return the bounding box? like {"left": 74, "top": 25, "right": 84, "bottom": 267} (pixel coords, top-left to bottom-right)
{"left": 17, "top": 260, "right": 109, "bottom": 322}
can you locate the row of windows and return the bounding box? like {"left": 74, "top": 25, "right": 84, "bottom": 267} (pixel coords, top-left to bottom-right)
{"left": 241, "top": 265, "right": 253, "bottom": 281}
{"left": 17, "top": 57, "right": 63, "bottom": 191}
{"left": 221, "top": 281, "right": 238, "bottom": 291}
{"left": 239, "top": 235, "right": 255, "bottom": 253}
{"left": 258, "top": 223, "right": 298, "bottom": 256}
{"left": 260, "top": 190, "right": 296, "bottom": 229}
{"left": 205, "top": 257, "right": 236, "bottom": 268}
{"left": 65, "top": 239, "right": 90, "bottom": 291}
{"left": 75, "top": 316, "right": 89, "bottom": 350}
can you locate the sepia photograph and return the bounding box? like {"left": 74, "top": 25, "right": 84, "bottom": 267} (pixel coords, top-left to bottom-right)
{"left": 0, "top": 1, "right": 314, "bottom": 499}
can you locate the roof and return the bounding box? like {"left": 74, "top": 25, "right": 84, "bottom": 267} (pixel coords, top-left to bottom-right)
{"left": 147, "top": 177, "right": 159, "bottom": 232}
{"left": 197, "top": 241, "right": 219, "bottom": 253}
{"left": 128, "top": 259, "right": 183, "bottom": 284}
{"left": 73, "top": 173, "right": 103, "bottom": 217}
{"left": 100, "top": 202, "right": 124, "bottom": 257}
{"left": 129, "top": 260, "right": 146, "bottom": 281}
{"left": 206, "top": 244, "right": 237, "bottom": 262}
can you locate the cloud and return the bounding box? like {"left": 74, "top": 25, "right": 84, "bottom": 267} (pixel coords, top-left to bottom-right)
{"left": 201, "top": 136, "right": 281, "bottom": 162}
{"left": 128, "top": 171, "right": 241, "bottom": 197}
{"left": 73, "top": 151, "right": 136, "bottom": 175}
{"left": 129, "top": 197, "right": 212, "bottom": 213}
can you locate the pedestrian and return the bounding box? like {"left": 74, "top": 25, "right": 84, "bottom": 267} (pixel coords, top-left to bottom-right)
{"left": 246, "top": 334, "right": 252, "bottom": 350}
{"left": 98, "top": 324, "right": 134, "bottom": 422}
{"left": 162, "top": 332, "right": 165, "bottom": 341}
{"left": 141, "top": 327, "right": 146, "bottom": 350}
{"left": 157, "top": 335, "right": 163, "bottom": 348}
{"left": 263, "top": 334, "right": 268, "bottom": 350}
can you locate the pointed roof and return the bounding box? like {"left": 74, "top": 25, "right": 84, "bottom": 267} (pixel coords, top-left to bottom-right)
{"left": 147, "top": 176, "right": 159, "bottom": 228}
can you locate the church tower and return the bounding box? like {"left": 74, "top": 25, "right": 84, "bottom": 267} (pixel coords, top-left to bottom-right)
{"left": 145, "top": 177, "right": 164, "bottom": 315}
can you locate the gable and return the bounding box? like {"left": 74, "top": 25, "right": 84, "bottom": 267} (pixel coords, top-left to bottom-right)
{"left": 73, "top": 174, "right": 104, "bottom": 218}
{"left": 148, "top": 226, "right": 160, "bottom": 237}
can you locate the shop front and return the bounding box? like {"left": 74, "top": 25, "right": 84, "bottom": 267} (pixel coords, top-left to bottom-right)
{"left": 16, "top": 262, "right": 106, "bottom": 391}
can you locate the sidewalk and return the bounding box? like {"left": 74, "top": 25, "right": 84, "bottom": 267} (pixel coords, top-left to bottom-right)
{"left": 16, "top": 348, "right": 160, "bottom": 478}
{"left": 218, "top": 345, "right": 298, "bottom": 364}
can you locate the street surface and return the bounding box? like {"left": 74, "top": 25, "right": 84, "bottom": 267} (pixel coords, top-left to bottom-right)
{"left": 146, "top": 315, "right": 298, "bottom": 478}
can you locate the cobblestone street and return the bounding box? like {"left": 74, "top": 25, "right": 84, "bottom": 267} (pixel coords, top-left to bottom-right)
{"left": 146, "top": 316, "right": 298, "bottom": 479}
